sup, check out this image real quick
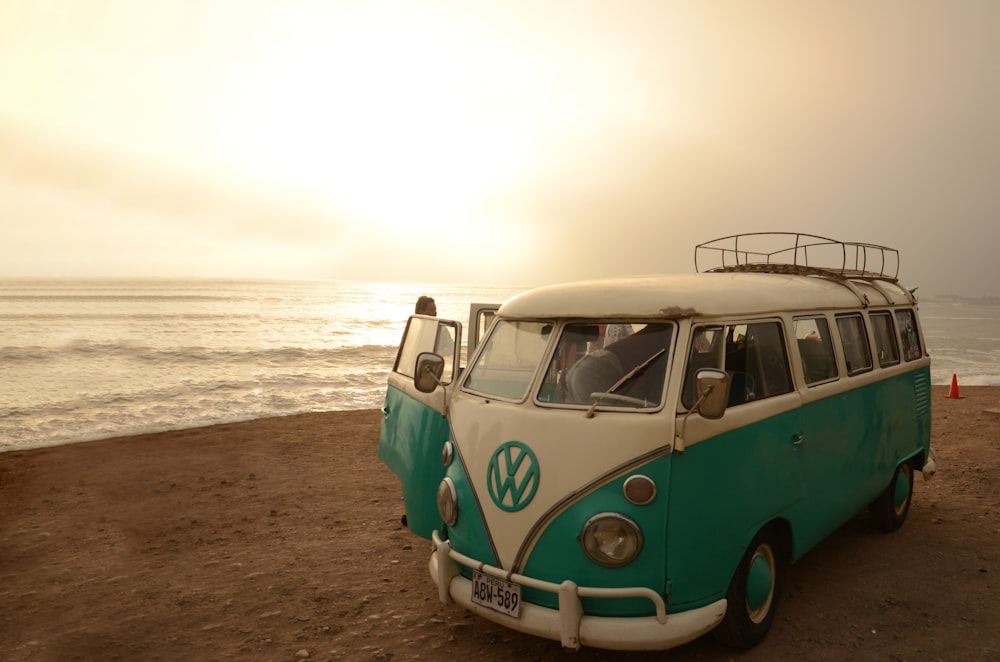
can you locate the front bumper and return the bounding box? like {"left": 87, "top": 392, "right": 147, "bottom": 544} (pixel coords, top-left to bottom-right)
{"left": 429, "top": 530, "right": 727, "bottom": 652}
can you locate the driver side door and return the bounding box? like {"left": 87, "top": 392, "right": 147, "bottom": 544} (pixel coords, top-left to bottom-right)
{"left": 378, "top": 315, "right": 461, "bottom": 538}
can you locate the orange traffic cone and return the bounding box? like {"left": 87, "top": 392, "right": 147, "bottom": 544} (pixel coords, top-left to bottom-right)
{"left": 946, "top": 373, "right": 964, "bottom": 399}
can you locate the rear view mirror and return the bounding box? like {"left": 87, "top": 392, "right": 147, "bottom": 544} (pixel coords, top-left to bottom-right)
{"left": 694, "top": 368, "right": 730, "bottom": 419}
{"left": 414, "top": 352, "right": 445, "bottom": 393}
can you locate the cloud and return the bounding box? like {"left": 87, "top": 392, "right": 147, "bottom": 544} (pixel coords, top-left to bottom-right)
{"left": 0, "top": 126, "right": 355, "bottom": 277}
{"left": 1, "top": 2, "right": 999, "bottom": 295}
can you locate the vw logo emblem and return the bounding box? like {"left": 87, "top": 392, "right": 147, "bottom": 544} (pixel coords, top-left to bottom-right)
{"left": 486, "top": 441, "right": 539, "bottom": 512}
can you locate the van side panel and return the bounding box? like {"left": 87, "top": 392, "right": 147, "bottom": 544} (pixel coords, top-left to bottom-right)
{"left": 378, "top": 385, "right": 449, "bottom": 539}
{"left": 665, "top": 409, "right": 802, "bottom": 611}
{"left": 794, "top": 367, "right": 932, "bottom": 554}
{"left": 666, "top": 366, "right": 932, "bottom": 611}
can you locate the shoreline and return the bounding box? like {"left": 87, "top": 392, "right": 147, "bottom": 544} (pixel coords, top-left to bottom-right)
{"left": 0, "top": 408, "right": 386, "bottom": 455}
{"left": 6, "top": 383, "right": 1000, "bottom": 455}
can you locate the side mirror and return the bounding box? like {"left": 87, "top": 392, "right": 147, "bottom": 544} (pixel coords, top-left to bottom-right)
{"left": 694, "top": 368, "right": 730, "bottom": 420}
{"left": 414, "top": 352, "right": 445, "bottom": 393}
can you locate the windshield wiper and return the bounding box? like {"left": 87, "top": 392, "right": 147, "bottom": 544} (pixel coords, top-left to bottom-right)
{"left": 585, "top": 348, "right": 666, "bottom": 418}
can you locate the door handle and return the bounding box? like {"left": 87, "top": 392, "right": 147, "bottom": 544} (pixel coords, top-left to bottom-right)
{"left": 792, "top": 434, "right": 804, "bottom": 447}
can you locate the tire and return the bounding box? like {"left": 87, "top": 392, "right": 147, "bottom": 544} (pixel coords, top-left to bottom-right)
{"left": 713, "top": 526, "right": 784, "bottom": 649}
{"left": 869, "top": 461, "right": 914, "bottom": 532}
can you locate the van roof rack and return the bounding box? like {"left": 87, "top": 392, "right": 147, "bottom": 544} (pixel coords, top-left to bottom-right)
{"left": 695, "top": 232, "right": 900, "bottom": 283}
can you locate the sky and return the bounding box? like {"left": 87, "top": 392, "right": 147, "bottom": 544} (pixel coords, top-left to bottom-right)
{"left": 1, "top": 1, "right": 998, "bottom": 296}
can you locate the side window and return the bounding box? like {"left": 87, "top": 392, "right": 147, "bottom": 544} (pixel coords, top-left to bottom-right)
{"left": 395, "top": 317, "right": 459, "bottom": 382}
{"left": 681, "top": 326, "right": 725, "bottom": 407}
{"left": 895, "top": 309, "right": 923, "bottom": 361}
{"left": 869, "top": 311, "right": 900, "bottom": 368}
{"left": 836, "top": 314, "right": 873, "bottom": 375}
{"left": 683, "top": 321, "right": 791, "bottom": 408}
{"left": 435, "top": 323, "right": 458, "bottom": 371}
{"left": 742, "top": 322, "right": 792, "bottom": 402}
{"left": 793, "top": 317, "right": 838, "bottom": 384}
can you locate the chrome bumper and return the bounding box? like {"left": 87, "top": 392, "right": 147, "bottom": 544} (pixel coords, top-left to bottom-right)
{"left": 429, "top": 530, "right": 726, "bottom": 652}
{"left": 923, "top": 447, "right": 938, "bottom": 480}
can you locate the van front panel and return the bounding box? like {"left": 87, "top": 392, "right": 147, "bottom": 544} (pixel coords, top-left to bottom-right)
{"left": 518, "top": 453, "right": 673, "bottom": 616}
{"left": 445, "top": 390, "right": 675, "bottom": 614}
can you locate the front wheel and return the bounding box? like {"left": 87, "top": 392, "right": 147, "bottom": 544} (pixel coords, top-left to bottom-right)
{"left": 869, "top": 461, "right": 914, "bottom": 532}
{"left": 713, "top": 526, "right": 784, "bottom": 649}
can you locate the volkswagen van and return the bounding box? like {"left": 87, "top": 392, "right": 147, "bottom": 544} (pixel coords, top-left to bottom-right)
{"left": 378, "top": 233, "right": 936, "bottom": 652}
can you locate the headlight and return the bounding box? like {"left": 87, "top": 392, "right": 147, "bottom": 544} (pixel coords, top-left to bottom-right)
{"left": 581, "top": 513, "right": 643, "bottom": 567}
{"left": 437, "top": 477, "right": 458, "bottom": 526}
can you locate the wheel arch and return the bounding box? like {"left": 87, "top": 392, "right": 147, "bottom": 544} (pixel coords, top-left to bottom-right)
{"left": 725, "top": 517, "right": 794, "bottom": 590}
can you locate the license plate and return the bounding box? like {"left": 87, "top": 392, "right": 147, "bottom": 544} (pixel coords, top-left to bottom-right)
{"left": 471, "top": 571, "right": 522, "bottom": 618}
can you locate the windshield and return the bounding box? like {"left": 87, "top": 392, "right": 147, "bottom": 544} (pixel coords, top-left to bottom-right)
{"left": 539, "top": 322, "right": 674, "bottom": 410}
{"left": 463, "top": 320, "right": 552, "bottom": 400}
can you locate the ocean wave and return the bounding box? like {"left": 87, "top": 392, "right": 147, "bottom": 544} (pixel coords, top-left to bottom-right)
{"left": 0, "top": 293, "right": 260, "bottom": 303}
{"left": 1, "top": 312, "right": 258, "bottom": 321}
{"left": 0, "top": 341, "right": 399, "bottom": 365}
{"left": 0, "top": 374, "right": 391, "bottom": 451}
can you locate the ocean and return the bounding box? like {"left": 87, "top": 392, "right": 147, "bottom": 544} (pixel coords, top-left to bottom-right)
{"left": 1, "top": 279, "right": 998, "bottom": 452}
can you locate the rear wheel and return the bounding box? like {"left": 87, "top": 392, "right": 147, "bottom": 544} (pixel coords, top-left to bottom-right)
{"left": 713, "top": 526, "right": 783, "bottom": 649}
{"left": 869, "top": 461, "right": 914, "bottom": 532}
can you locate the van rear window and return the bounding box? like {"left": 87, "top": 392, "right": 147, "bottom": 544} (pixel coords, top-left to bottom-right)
{"left": 870, "top": 311, "right": 901, "bottom": 367}
{"left": 895, "top": 309, "right": 923, "bottom": 361}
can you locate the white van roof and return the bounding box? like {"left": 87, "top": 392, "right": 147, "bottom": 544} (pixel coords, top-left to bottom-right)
{"left": 498, "top": 272, "right": 916, "bottom": 320}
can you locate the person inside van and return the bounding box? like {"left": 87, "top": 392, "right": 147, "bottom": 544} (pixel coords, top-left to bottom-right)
{"left": 564, "top": 324, "right": 671, "bottom": 405}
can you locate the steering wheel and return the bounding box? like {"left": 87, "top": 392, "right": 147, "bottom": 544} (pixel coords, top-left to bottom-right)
{"left": 589, "top": 392, "right": 649, "bottom": 407}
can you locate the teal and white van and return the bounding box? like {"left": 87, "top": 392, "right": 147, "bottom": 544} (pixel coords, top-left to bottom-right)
{"left": 378, "top": 233, "right": 936, "bottom": 652}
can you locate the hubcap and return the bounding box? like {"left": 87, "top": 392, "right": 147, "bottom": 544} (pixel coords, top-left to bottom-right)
{"left": 746, "top": 544, "right": 775, "bottom": 623}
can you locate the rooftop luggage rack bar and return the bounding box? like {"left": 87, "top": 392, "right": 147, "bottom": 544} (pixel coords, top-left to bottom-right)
{"left": 694, "top": 232, "right": 900, "bottom": 283}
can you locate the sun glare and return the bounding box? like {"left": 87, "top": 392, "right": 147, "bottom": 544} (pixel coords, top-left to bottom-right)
{"left": 200, "top": 5, "right": 533, "bottom": 239}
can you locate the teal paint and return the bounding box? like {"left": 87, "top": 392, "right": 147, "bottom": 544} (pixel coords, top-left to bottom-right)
{"left": 665, "top": 408, "right": 801, "bottom": 611}
{"left": 514, "top": 455, "right": 673, "bottom": 617}
{"left": 665, "top": 368, "right": 931, "bottom": 610}
{"left": 486, "top": 441, "right": 540, "bottom": 512}
{"left": 377, "top": 385, "right": 449, "bottom": 539}
{"left": 746, "top": 554, "right": 773, "bottom": 611}
{"left": 444, "top": 454, "right": 500, "bottom": 569}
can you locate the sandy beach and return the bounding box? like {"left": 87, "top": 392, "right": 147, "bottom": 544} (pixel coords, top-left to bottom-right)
{"left": 2, "top": 386, "right": 999, "bottom": 661}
